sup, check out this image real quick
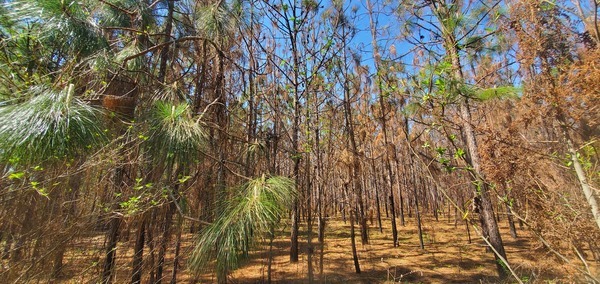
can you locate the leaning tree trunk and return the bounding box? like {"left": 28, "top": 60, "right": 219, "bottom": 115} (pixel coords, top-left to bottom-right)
{"left": 442, "top": 24, "right": 509, "bottom": 278}
{"left": 557, "top": 115, "right": 600, "bottom": 230}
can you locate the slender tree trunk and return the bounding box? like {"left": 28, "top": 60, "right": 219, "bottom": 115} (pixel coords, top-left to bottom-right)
{"left": 366, "top": 0, "right": 400, "bottom": 243}
{"left": 315, "top": 96, "right": 326, "bottom": 280}
{"left": 170, "top": 215, "right": 182, "bottom": 284}
{"left": 267, "top": 226, "right": 276, "bottom": 284}
{"left": 412, "top": 166, "right": 425, "bottom": 249}
{"left": 102, "top": 213, "right": 121, "bottom": 284}
{"left": 157, "top": 0, "right": 174, "bottom": 83}
{"left": 506, "top": 203, "right": 518, "bottom": 239}
{"left": 306, "top": 136, "right": 314, "bottom": 283}
{"left": 465, "top": 219, "right": 472, "bottom": 244}
{"left": 442, "top": 27, "right": 508, "bottom": 277}
{"left": 155, "top": 204, "right": 175, "bottom": 284}
{"left": 147, "top": 211, "right": 156, "bottom": 284}
{"left": 131, "top": 219, "right": 146, "bottom": 284}
{"left": 393, "top": 145, "right": 407, "bottom": 226}
{"left": 370, "top": 153, "right": 383, "bottom": 233}
{"left": 289, "top": 8, "right": 301, "bottom": 262}
{"left": 102, "top": 162, "right": 127, "bottom": 284}
{"left": 346, "top": 183, "right": 361, "bottom": 274}
{"left": 559, "top": 118, "right": 600, "bottom": 230}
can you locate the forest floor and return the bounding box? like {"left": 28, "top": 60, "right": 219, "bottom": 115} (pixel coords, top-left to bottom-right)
{"left": 8, "top": 215, "right": 598, "bottom": 283}
{"left": 220, "top": 216, "right": 598, "bottom": 283}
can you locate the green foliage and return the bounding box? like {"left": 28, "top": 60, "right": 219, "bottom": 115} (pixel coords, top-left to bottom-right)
{"left": 0, "top": 84, "right": 107, "bottom": 166}
{"left": 144, "top": 101, "right": 206, "bottom": 166}
{"left": 189, "top": 175, "right": 296, "bottom": 275}
{"left": 8, "top": 171, "right": 25, "bottom": 180}
{"left": 196, "top": 0, "right": 243, "bottom": 43}
{"left": 4, "top": 0, "right": 108, "bottom": 57}
{"left": 471, "top": 86, "right": 521, "bottom": 101}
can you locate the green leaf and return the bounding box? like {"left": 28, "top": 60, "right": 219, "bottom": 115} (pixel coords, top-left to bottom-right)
{"left": 454, "top": 148, "right": 465, "bottom": 159}
{"left": 8, "top": 172, "right": 25, "bottom": 180}
{"left": 178, "top": 175, "right": 191, "bottom": 184}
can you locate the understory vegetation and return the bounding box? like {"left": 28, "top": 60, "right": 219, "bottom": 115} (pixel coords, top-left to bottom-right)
{"left": 0, "top": 0, "right": 598, "bottom": 283}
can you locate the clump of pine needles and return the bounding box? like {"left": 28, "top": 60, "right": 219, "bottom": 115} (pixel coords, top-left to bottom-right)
{"left": 189, "top": 175, "right": 296, "bottom": 276}
{"left": 0, "top": 84, "right": 106, "bottom": 166}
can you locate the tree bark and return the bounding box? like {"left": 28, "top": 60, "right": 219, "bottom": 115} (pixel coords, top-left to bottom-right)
{"left": 559, "top": 119, "right": 600, "bottom": 230}
{"left": 131, "top": 219, "right": 146, "bottom": 284}
{"left": 440, "top": 14, "right": 509, "bottom": 277}
{"left": 157, "top": 0, "right": 174, "bottom": 83}
{"left": 102, "top": 213, "right": 121, "bottom": 284}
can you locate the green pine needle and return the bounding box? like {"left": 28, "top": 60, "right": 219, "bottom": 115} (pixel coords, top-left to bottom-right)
{"left": 189, "top": 175, "right": 296, "bottom": 275}
{"left": 143, "top": 101, "right": 206, "bottom": 166}
{"left": 0, "top": 85, "right": 107, "bottom": 166}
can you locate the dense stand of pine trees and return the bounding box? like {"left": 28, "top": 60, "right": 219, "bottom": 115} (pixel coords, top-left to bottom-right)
{"left": 0, "top": 0, "right": 598, "bottom": 283}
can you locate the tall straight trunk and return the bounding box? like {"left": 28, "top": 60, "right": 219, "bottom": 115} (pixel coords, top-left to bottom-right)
{"left": 170, "top": 215, "right": 183, "bottom": 284}
{"left": 155, "top": 204, "right": 174, "bottom": 284}
{"left": 346, "top": 183, "right": 361, "bottom": 274}
{"left": 370, "top": 152, "right": 383, "bottom": 233}
{"left": 438, "top": 15, "right": 508, "bottom": 277}
{"left": 193, "top": 40, "right": 209, "bottom": 113}
{"left": 340, "top": 32, "right": 368, "bottom": 246}
{"left": 290, "top": 177, "right": 300, "bottom": 263}
{"left": 288, "top": 5, "right": 301, "bottom": 263}
{"left": 213, "top": 46, "right": 229, "bottom": 283}
{"left": 315, "top": 96, "right": 325, "bottom": 239}
{"left": 411, "top": 163, "right": 425, "bottom": 249}
{"left": 392, "top": 148, "right": 406, "bottom": 226}
{"left": 157, "top": 0, "right": 174, "bottom": 83}
{"left": 402, "top": 118, "right": 424, "bottom": 248}
{"left": 147, "top": 211, "right": 156, "bottom": 284}
{"left": 382, "top": 173, "right": 389, "bottom": 218}
{"left": 305, "top": 127, "right": 314, "bottom": 283}
{"left": 102, "top": 212, "right": 121, "bottom": 284}
{"left": 102, "top": 164, "right": 126, "bottom": 284}
{"left": 366, "top": 0, "right": 400, "bottom": 243}
{"left": 245, "top": 18, "right": 258, "bottom": 178}
{"left": 131, "top": 219, "right": 146, "bottom": 284}
{"left": 461, "top": 89, "right": 508, "bottom": 277}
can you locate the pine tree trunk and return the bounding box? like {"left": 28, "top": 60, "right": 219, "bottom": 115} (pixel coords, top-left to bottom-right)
{"left": 155, "top": 204, "right": 174, "bottom": 284}
{"left": 558, "top": 118, "right": 600, "bottom": 230}
{"left": 131, "top": 219, "right": 146, "bottom": 284}
{"left": 170, "top": 215, "right": 182, "bottom": 284}
{"left": 157, "top": 0, "right": 174, "bottom": 83}
{"left": 506, "top": 203, "right": 518, "bottom": 239}
{"left": 102, "top": 214, "right": 121, "bottom": 284}
{"left": 413, "top": 174, "right": 425, "bottom": 250}
{"left": 267, "top": 227, "right": 275, "bottom": 284}
{"left": 347, "top": 184, "right": 361, "bottom": 274}
{"left": 444, "top": 24, "right": 509, "bottom": 278}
